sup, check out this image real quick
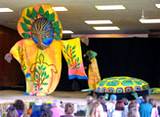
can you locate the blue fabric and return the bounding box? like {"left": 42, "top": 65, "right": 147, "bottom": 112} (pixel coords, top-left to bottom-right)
{"left": 139, "top": 102, "right": 153, "bottom": 117}
{"left": 136, "top": 98, "right": 144, "bottom": 104}
{"left": 25, "top": 73, "right": 31, "bottom": 78}
{"left": 17, "top": 110, "right": 23, "bottom": 117}
{"left": 31, "top": 105, "right": 42, "bottom": 117}
{"left": 69, "top": 75, "right": 88, "bottom": 80}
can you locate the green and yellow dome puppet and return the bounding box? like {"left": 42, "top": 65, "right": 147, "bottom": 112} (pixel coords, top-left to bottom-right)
{"left": 95, "top": 76, "right": 149, "bottom": 94}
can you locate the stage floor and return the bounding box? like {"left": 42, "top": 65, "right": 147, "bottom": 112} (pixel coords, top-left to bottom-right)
{"left": 0, "top": 90, "right": 88, "bottom": 105}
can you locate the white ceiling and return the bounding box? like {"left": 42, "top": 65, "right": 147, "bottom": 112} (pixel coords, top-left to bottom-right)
{"left": 0, "top": 0, "right": 160, "bottom": 34}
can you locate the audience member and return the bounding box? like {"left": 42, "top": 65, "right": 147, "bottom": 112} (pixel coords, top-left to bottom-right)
{"left": 51, "top": 100, "right": 61, "bottom": 117}
{"left": 122, "top": 98, "right": 129, "bottom": 117}
{"left": 61, "top": 103, "right": 74, "bottom": 117}
{"left": 149, "top": 98, "right": 159, "bottom": 117}
{"left": 31, "top": 99, "right": 43, "bottom": 117}
{"left": 139, "top": 95, "right": 153, "bottom": 117}
{"left": 13, "top": 99, "right": 25, "bottom": 117}
{"left": 6, "top": 105, "right": 18, "bottom": 117}
{"left": 41, "top": 103, "right": 52, "bottom": 117}
{"left": 98, "top": 96, "right": 107, "bottom": 116}
{"left": 128, "top": 100, "right": 140, "bottom": 117}
{"left": 106, "top": 94, "right": 117, "bottom": 117}
{"left": 90, "top": 100, "right": 104, "bottom": 117}
{"left": 85, "top": 95, "right": 95, "bottom": 117}
{"left": 112, "top": 100, "right": 125, "bottom": 117}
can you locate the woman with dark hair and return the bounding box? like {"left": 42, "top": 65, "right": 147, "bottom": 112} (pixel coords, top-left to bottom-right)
{"left": 128, "top": 101, "right": 140, "bottom": 117}
{"left": 90, "top": 100, "right": 104, "bottom": 117}
{"left": 13, "top": 99, "right": 25, "bottom": 117}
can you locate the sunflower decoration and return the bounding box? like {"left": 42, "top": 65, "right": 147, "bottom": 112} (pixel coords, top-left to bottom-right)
{"left": 17, "top": 4, "right": 62, "bottom": 40}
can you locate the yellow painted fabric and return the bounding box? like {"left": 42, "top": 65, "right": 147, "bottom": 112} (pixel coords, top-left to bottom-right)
{"left": 61, "top": 38, "right": 87, "bottom": 80}
{"left": 88, "top": 58, "right": 101, "bottom": 89}
{"left": 10, "top": 39, "right": 62, "bottom": 96}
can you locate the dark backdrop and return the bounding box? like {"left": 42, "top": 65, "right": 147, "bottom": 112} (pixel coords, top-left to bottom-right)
{"left": 89, "top": 38, "right": 160, "bottom": 87}
{"left": 57, "top": 38, "right": 160, "bottom": 90}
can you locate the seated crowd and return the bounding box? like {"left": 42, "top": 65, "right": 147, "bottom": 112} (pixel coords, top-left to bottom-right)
{"left": 1, "top": 92, "right": 160, "bottom": 117}
{"left": 86, "top": 92, "right": 160, "bottom": 117}
{"left": 3, "top": 99, "right": 74, "bottom": 117}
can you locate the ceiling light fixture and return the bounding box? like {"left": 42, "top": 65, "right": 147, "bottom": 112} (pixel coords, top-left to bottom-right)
{"left": 95, "top": 5, "right": 126, "bottom": 10}
{"left": 62, "top": 30, "right": 74, "bottom": 34}
{"left": 85, "top": 20, "right": 112, "bottom": 24}
{"left": 155, "top": 4, "right": 160, "bottom": 8}
{"left": 52, "top": 7, "right": 68, "bottom": 11}
{"left": 139, "top": 19, "right": 160, "bottom": 23}
{"left": 139, "top": 9, "right": 160, "bottom": 23}
{"left": 93, "top": 26, "right": 120, "bottom": 30}
{"left": 0, "top": 8, "right": 13, "bottom": 12}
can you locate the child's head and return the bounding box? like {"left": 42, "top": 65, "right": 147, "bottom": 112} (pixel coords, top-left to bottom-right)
{"left": 65, "top": 103, "right": 74, "bottom": 115}
{"left": 115, "top": 100, "right": 125, "bottom": 111}
{"left": 110, "top": 94, "right": 117, "bottom": 102}
{"left": 13, "top": 99, "right": 25, "bottom": 111}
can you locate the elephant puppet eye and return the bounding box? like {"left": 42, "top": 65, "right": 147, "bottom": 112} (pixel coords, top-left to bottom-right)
{"left": 45, "top": 32, "right": 51, "bottom": 38}
{"left": 47, "top": 32, "right": 50, "bottom": 37}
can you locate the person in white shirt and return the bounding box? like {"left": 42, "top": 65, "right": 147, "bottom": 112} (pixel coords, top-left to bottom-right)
{"left": 106, "top": 94, "right": 117, "bottom": 117}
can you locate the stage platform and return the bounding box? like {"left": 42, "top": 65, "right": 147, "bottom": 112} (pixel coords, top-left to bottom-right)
{"left": 0, "top": 90, "right": 160, "bottom": 103}
{"left": 0, "top": 90, "right": 88, "bottom": 104}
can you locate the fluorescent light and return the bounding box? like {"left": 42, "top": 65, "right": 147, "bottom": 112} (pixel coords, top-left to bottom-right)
{"left": 93, "top": 26, "right": 120, "bottom": 30}
{"left": 0, "top": 8, "right": 13, "bottom": 12}
{"left": 95, "top": 5, "right": 126, "bottom": 10}
{"left": 52, "top": 7, "right": 68, "bottom": 11}
{"left": 139, "top": 18, "right": 160, "bottom": 23}
{"left": 62, "top": 30, "right": 74, "bottom": 34}
{"left": 85, "top": 20, "right": 112, "bottom": 24}
{"left": 155, "top": 4, "right": 160, "bottom": 8}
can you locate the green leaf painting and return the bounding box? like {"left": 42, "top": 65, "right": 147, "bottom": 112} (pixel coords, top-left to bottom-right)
{"left": 48, "top": 14, "right": 55, "bottom": 22}
{"left": 26, "top": 9, "right": 32, "bottom": 18}
{"left": 31, "top": 8, "right": 37, "bottom": 19}
{"left": 63, "top": 44, "right": 81, "bottom": 69}
{"left": 22, "top": 33, "right": 31, "bottom": 38}
{"left": 23, "top": 17, "right": 31, "bottom": 25}
{"left": 44, "top": 11, "right": 49, "bottom": 19}
{"left": 38, "top": 6, "right": 44, "bottom": 16}
{"left": 21, "top": 22, "right": 29, "bottom": 32}
{"left": 43, "top": 83, "right": 48, "bottom": 85}
{"left": 32, "top": 54, "right": 51, "bottom": 92}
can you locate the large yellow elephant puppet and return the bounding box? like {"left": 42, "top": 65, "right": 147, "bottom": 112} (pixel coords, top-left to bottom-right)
{"left": 9, "top": 4, "right": 87, "bottom": 96}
